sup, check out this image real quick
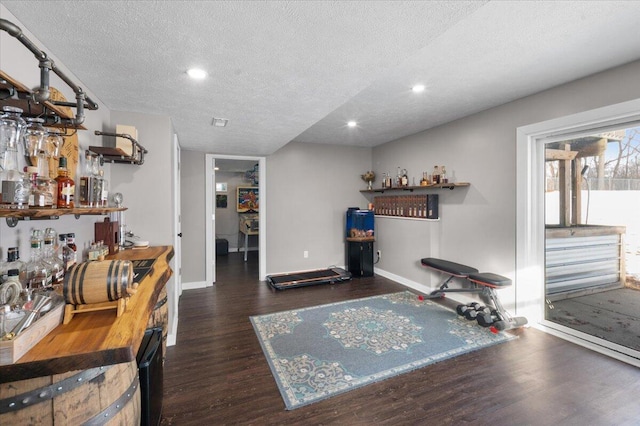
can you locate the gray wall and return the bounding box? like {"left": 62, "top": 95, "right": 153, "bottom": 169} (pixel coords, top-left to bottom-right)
{"left": 109, "top": 110, "right": 174, "bottom": 247}
{"left": 265, "top": 142, "right": 372, "bottom": 274}
{"left": 0, "top": 4, "right": 111, "bottom": 261}
{"left": 180, "top": 150, "right": 205, "bottom": 284}
{"left": 372, "top": 59, "right": 640, "bottom": 309}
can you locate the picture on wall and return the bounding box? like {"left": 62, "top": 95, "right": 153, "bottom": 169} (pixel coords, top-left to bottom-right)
{"left": 237, "top": 186, "right": 259, "bottom": 212}
{"left": 216, "top": 194, "right": 228, "bottom": 208}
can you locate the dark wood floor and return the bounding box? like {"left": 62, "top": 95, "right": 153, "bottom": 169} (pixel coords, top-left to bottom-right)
{"left": 161, "top": 252, "right": 640, "bottom": 425}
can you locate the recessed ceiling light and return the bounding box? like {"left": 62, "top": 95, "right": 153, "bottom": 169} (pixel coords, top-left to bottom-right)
{"left": 187, "top": 68, "right": 207, "bottom": 80}
{"left": 412, "top": 84, "right": 426, "bottom": 93}
{"left": 212, "top": 117, "right": 229, "bottom": 127}
{"left": 347, "top": 121, "right": 357, "bottom": 128}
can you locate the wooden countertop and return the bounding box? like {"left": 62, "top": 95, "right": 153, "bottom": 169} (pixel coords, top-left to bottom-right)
{"left": 0, "top": 245, "right": 174, "bottom": 383}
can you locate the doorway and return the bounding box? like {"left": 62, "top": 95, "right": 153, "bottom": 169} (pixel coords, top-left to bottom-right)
{"left": 516, "top": 98, "right": 640, "bottom": 366}
{"left": 205, "top": 154, "right": 266, "bottom": 285}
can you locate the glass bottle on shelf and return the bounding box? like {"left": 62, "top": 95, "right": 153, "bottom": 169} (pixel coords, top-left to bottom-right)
{"left": 420, "top": 172, "right": 429, "bottom": 186}
{"left": 400, "top": 168, "right": 409, "bottom": 187}
{"left": 66, "top": 233, "right": 78, "bottom": 268}
{"left": 55, "top": 156, "right": 75, "bottom": 208}
{"left": 0, "top": 121, "right": 29, "bottom": 209}
{"left": 1, "top": 247, "right": 27, "bottom": 288}
{"left": 432, "top": 165, "right": 441, "bottom": 184}
{"left": 441, "top": 166, "right": 448, "bottom": 184}
{"left": 78, "top": 151, "right": 95, "bottom": 207}
{"left": 43, "top": 228, "right": 64, "bottom": 287}
{"left": 34, "top": 148, "right": 56, "bottom": 208}
{"left": 25, "top": 229, "right": 52, "bottom": 290}
{"left": 58, "top": 234, "right": 75, "bottom": 272}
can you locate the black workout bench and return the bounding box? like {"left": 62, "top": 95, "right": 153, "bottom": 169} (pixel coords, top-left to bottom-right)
{"left": 420, "top": 257, "right": 527, "bottom": 332}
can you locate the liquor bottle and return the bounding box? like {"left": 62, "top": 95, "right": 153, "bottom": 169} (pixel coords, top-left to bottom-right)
{"left": 441, "top": 166, "right": 448, "bottom": 184}
{"left": 25, "top": 230, "right": 52, "bottom": 290}
{"left": 66, "top": 233, "right": 78, "bottom": 268}
{"left": 43, "top": 228, "right": 64, "bottom": 286}
{"left": 55, "top": 156, "right": 75, "bottom": 208}
{"left": 420, "top": 172, "right": 429, "bottom": 186}
{"left": 35, "top": 149, "right": 56, "bottom": 208}
{"left": 78, "top": 152, "right": 95, "bottom": 207}
{"left": 432, "top": 165, "right": 441, "bottom": 185}
{"left": 400, "top": 169, "right": 409, "bottom": 187}
{"left": 0, "top": 247, "right": 27, "bottom": 288}
{"left": 58, "top": 234, "right": 75, "bottom": 272}
{"left": 25, "top": 166, "right": 48, "bottom": 209}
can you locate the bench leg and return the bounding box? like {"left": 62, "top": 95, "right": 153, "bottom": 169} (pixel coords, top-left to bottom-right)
{"left": 482, "top": 287, "right": 528, "bottom": 332}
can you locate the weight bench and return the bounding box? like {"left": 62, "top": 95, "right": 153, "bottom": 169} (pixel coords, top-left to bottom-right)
{"left": 420, "top": 258, "right": 527, "bottom": 332}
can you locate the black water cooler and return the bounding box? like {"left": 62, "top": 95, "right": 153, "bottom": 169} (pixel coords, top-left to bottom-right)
{"left": 137, "top": 327, "right": 164, "bottom": 426}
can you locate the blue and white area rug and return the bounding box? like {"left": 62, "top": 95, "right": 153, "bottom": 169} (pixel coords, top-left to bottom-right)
{"left": 250, "top": 291, "right": 516, "bottom": 410}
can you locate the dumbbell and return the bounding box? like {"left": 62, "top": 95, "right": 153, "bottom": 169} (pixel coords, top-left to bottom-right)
{"left": 456, "top": 302, "right": 482, "bottom": 319}
{"left": 465, "top": 305, "right": 490, "bottom": 320}
{"left": 477, "top": 309, "right": 500, "bottom": 327}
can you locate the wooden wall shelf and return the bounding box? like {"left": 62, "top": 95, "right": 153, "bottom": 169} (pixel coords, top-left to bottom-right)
{"left": 0, "top": 207, "right": 126, "bottom": 227}
{"left": 360, "top": 182, "right": 470, "bottom": 193}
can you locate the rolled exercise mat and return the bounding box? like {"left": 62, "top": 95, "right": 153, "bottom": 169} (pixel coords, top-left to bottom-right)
{"left": 63, "top": 260, "right": 137, "bottom": 305}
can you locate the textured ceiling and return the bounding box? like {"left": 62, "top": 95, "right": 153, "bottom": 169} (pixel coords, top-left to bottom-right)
{"left": 3, "top": 1, "right": 640, "bottom": 156}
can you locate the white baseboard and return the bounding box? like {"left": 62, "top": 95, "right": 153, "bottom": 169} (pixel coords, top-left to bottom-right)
{"left": 373, "top": 267, "right": 476, "bottom": 306}
{"left": 181, "top": 280, "right": 209, "bottom": 290}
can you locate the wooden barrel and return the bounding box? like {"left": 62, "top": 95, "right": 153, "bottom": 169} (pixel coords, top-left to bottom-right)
{"left": 0, "top": 360, "right": 140, "bottom": 424}
{"left": 63, "top": 260, "right": 136, "bottom": 305}
{"left": 147, "top": 285, "right": 168, "bottom": 364}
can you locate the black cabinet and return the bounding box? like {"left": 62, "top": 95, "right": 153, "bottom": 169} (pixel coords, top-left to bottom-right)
{"left": 346, "top": 240, "right": 374, "bottom": 277}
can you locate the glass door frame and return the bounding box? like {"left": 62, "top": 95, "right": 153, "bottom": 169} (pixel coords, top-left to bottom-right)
{"left": 516, "top": 98, "right": 640, "bottom": 367}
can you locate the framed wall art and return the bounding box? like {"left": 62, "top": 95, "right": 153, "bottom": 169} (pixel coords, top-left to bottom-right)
{"left": 237, "top": 186, "right": 259, "bottom": 212}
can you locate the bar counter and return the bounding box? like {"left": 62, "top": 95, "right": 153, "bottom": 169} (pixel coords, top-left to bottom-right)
{"left": 0, "top": 245, "right": 174, "bottom": 384}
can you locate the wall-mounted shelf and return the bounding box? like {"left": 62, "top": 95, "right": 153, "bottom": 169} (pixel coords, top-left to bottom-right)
{"left": 360, "top": 182, "right": 470, "bottom": 193}
{"left": 0, "top": 207, "right": 126, "bottom": 227}
{"left": 91, "top": 130, "right": 148, "bottom": 165}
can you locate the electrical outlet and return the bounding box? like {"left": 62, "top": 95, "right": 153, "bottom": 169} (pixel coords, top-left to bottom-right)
{"left": 377, "top": 250, "right": 382, "bottom": 260}
{"left": 304, "top": 250, "right": 309, "bottom": 258}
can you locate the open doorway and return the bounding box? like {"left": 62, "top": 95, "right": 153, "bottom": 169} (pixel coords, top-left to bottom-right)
{"left": 544, "top": 127, "right": 640, "bottom": 352}
{"left": 205, "top": 154, "right": 266, "bottom": 285}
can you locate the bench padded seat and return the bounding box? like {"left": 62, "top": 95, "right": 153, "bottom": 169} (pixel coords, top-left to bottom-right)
{"left": 468, "top": 272, "right": 512, "bottom": 288}
{"left": 420, "top": 258, "right": 479, "bottom": 277}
